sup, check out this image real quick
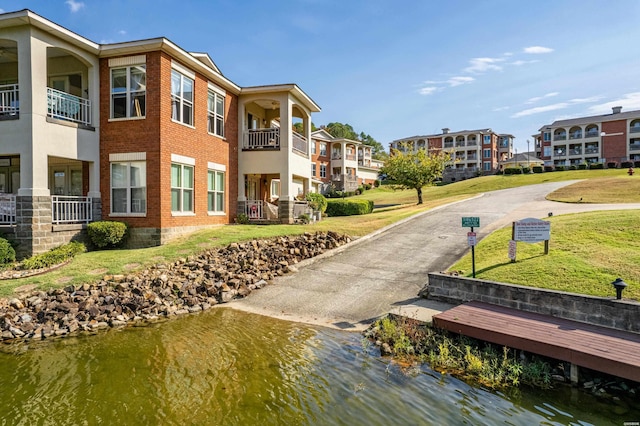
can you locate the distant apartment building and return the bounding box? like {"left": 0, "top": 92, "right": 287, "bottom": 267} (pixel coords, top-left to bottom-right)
{"left": 390, "top": 128, "right": 514, "bottom": 182}
{"left": 310, "top": 129, "right": 381, "bottom": 193}
{"left": 534, "top": 106, "right": 640, "bottom": 167}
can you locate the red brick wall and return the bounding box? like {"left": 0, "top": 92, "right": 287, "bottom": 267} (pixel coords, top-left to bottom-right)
{"left": 311, "top": 139, "right": 331, "bottom": 183}
{"left": 100, "top": 51, "right": 238, "bottom": 230}
{"left": 601, "top": 119, "right": 627, "bottom": 164}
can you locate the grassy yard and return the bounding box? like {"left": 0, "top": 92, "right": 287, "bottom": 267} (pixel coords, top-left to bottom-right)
{"left": 1, "top": 168, "right": 638, "bottom": 298}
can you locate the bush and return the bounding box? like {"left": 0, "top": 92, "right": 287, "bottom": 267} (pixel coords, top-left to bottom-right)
{"left": 373, "top": 180, "right": 380, "bottom": 188}
{"left": 555, "top": 166, "right": 565, "bottom": 171}
{"left": 235, "top": 213, "right": 250, "bottom": 224}
{"left": 521, "top": 167, "right": 531, "bottom": 174}
{"left": 544, "top": 166, "right": 554, "bottom": 172}
{"left": 569, "top": 165, "right": 577, "bottom": 170}
{"left": 607, "top": 162, "right": 618, "bottom": 169}
{"left": 87, "top": 221, "right": 128, "bottom": 249}
{"left": 297, "top": 213, "right": 310, "bottom": 224}
{"left": 589, "top": 162, "right": 604, "bottom": 169}
{"left": 532, "top": 166, "right": 543, "bottom": 173}
{"left": 305, "top": 192, "right": 328, "bottom": 213}
{"left": 621, "top": 161, "right": 634, "bottom": 168}
{"left": 578, "top": 164, "right": 588, "bottom": 170}
{"left": 326, "top": 199, "right": 374, "bottom": 216}
{"left": 0, "top": 237, "right": 16, "bottom": 265}
{"left": 363, "top": 183, "right": 372, "bottom": 190}
{"left": 634, "top": 161, "right": 640, "bottom": 168}
{"left": 21, "top": 241, "right": 86, "bottom": 270}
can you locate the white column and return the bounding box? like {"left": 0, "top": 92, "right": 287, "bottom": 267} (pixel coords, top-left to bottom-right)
{"left": 279, "top": 97, "right": 293, "bottom": 201}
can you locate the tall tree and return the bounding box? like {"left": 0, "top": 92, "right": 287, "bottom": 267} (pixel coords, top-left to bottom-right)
{"left": 324, "top": 122, "right": 387, "bottom": 160}
{"left": 381, "top": 143, "right": 450, "bottom": 204}
{"left": 293, "top": 122, "right": 318, "bottom": 134}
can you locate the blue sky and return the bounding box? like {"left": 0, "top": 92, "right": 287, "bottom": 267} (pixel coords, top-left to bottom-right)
{"left": 3, "top": 0, "right": 640, "bottom": 153}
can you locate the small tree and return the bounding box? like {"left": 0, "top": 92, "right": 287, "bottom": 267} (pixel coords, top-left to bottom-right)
{"left": 381, "top": 143, "right": 451, "bottom": 204}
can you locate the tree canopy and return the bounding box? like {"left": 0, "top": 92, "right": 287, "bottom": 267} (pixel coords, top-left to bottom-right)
{"left": 324, "top": 122, "right": 387, "bottom": 160}
{"left": 380, "top": 143, "right": 451, "bottom": 204}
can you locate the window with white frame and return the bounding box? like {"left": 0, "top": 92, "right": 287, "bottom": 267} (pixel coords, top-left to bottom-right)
{"left": 544, "top": 146, "right": 552, "bottom": 157}
{"left": 483, "top": 149, "right": 491, "bottom": 158}
{"left": 171, "top": 69, "right": 193, "bottom": 126}
{"left": 111, "top": 161, "right": 146, "bottom": 214}
{"left": 111, "top": 65, "right": 146, "bottom": 119}
{"left": 312, "top": 163, "right": 316, "bottom": 176}
{"left": 311, "top": 141, "right": 317, "bottom": 155}
{"left": 207, "top": 89, "right": 225, "bottom": 137}
{"left": 543, "top": 132, "right": 551, "bottom": 141}
{"left": 483, "top": 162, "right": 491, "bottom": 171}
{"left": 483, "top": 135, "right": 491, "bottom": 144}
{"left": 171, "top": 163, "right": 194, "bottom": 212}
{"left": 320, "top": 143, "right": 327, "bottom": 156}
{"left": 207, "top": 169, "right": 225, "bottom": 212}
{"left": 320, "top": 164, "right": 326, "bottom": 178}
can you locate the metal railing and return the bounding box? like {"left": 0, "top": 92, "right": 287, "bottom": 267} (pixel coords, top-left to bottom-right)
{"left": 243, "top": 128, "right": 280, "bottom": 149}
{"left": 47, "top": 88, "right": 91, "bottom": 126}
{"left": 569, "top": 133, "right": 582, "bottom": 140}
{"left": 345, "top": 153, "right": 356, "bottom": 161}
{"left": 52, "top": 196, "right": 92, "bottom": 224}
{"left": 0, "top": 194, "right": 16, "bottom": 225}
{"left": 0, "top": 84, "right": 19, "bottom": 117}
{"left": 630, "top": 143, "right": 640, "bottom": 151}
{"left": 585, "top": 130, "right": 599, "bottom": 138}
{"left": 554, "top": 134, "right": 567, "bottom": 141}
{"left": 245, "top": 200, "right": 265, "bottom": 219}
{"left": 630, "top": 126, "right": 640, "bottom": 134}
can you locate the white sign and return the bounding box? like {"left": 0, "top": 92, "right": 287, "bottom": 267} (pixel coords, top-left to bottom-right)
{"left": 514, "top": 218, "right": 551, "bottom": 243}
{"left": 508, "top": 240, "right": 517, "bottom": 260}
{"left": 467, "top": 231, "right": 477, "bottom": 247}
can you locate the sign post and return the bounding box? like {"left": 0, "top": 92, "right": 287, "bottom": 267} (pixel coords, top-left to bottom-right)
{"left": 462, "top": 217, "right": 480, "bottom": 278}
{"left": 510, "top": 217, "right": 551, "bottom": 262}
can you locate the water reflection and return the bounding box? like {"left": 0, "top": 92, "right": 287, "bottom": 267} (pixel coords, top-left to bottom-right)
{"left": 0, "top": 308, "right": 636, "bottom": 425}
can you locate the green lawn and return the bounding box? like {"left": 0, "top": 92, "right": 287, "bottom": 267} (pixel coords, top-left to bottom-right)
{"left": 2, "top": 168, "right": 638, "bottom": 298}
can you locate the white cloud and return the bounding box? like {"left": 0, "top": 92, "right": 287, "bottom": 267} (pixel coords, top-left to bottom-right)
{"left": 523, "top": 46, "right": 553, "bottom": 54}
{"left": 0, "top": 9, "right": 5, "bottom": 13}
{"left": 118, "top": 30, "right": 127, "bottom": 35}
{"left": 512, "top": 96, "right": 600, "bottom": 118}
{"left": 510, "top": 59, "right": 540, "bottom": 66}
{"left": 447, "top": 76, "right": 474, "bottom": 87}
{"left": 525, "top": 92, "right": 559, "bottom": 104}
{"left": 587, "top": 92, "right": 640, "bottom": 114}
{"left": 464, "top": 57, "right": 504, "bottom": 73}
{"left": 493, "top": 106, "right": 510, "bottom": 112}
{"left": 418, "top": 86, "right": 439, "bottom": 96}
{"left": 65, "top": 0, "right": 85, "bottom": 13}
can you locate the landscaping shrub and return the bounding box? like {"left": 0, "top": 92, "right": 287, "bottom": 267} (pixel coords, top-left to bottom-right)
{"left": 521, "top": 167, "right": 531, "bottom": 174}
{"left": 532, "top": 166, "right": 543, "bottom": 173}
{"left": 0, "top": 237, "right": 16, "bottom": 265}
{"left": 569, "top": 165, "right": 577, "bottom": 170}
{"left": 21, "top": 241, "right": 86, "bottom": 270}
{"left": 305, "top": 192, "right": 328, "bottom": 213}
{"left": 555, "top": 166, "right": 565, "bottom": 171}
{"left": 235, "top": 213, "right": 249, "bottom": 224}
{"left": 326, "top": 199, "right": 374, "bottom": 216}
{"left": 621, "top": 161, "right": 634, "bottom": 168}
{"left": 634, "top": 161, "right": 640, "bottom": 168}
{"left": 607, "top": 162, "right": 618, "bottom": 169}
{"left": 589, "top": 162, "right": 604, "bottom": 169}
{"left": 373, "top": 180, "right": 380, "bottom": 188}
{"left": 544, "top": 166, "right": 554, "bottom": 172}
{"left": 363, "top": 183, "right": 372, "bottom": 190}
{"left": 87, "top": 220, "right": 128, "bottom": 249}
{"left": 297, "top": 213, "right": 310, "bottom": 224}
{"left": 578, "top": 164, "right": 588, "bottom": 170}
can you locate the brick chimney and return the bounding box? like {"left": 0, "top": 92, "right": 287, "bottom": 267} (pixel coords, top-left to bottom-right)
{"left": 612, "top": 106, "right": 622, "bottom": 114}
{"left": 442, "top": 128, "right": 450, "bottom": 134}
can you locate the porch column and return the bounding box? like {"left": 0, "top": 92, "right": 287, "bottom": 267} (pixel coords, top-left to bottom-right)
{"left": 278, "top": 98, "right": 294, "bottom": 223}
{"left": 237, "top": 101, "right": 247, "bottom": 202}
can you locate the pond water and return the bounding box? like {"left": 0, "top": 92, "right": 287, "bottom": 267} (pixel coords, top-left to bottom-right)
{"left": 0, "top": 308, "right": 636, "bottom": 425}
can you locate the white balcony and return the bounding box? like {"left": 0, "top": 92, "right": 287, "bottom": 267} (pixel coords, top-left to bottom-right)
{"left": 52, "top": 196, "right": 92, "bottom": 225}
{"left": 47, "top": 88, "right": 91, "bottom": 126}
{"left": 0, "top": 194, "right": 16, "bottom": 225}
{"left": 243, "top": 128, "right": 280, "bottom": 150}
{"left": 0, "top": 84, "right": 19, "bottom": 118}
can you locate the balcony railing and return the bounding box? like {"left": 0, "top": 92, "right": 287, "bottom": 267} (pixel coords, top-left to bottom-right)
{"left": 51, "top": 196, "right": 92, "bottom": 224}
{"left": 585, "top": 130, "right": 599, "bottom": 138}
{"left": 244, "top": 128, "right": 280, "bottom": 150}
{"left": 0, "top": 84, "right": 19, "bottom": 118}
{"left": 245, "top": 200, "right": 265, "bottom": 219}
{"left": 585, "top": 146, "right": 599, "bottom": 154}
{"left": 569, "top": 149, "right": 582, "bottom": 156}
{"left": 292, "top": 131, "right": 307, "bottom": 155}
{"left": 554, "top": 134, "right": 567, "bottom": 141}
{"left": 455, "top": 142, "right": 465, "bottom": 147}
{"left": 47, "top": 88, "right": 91, "bottom": 126}
{"left": 345, "top": 154, "right": 356, "bottom": 161}
{"left": 569, "top": 133, "right": 582, "bottom": 140}
{"left": 630, "top": 143, "right": 640, "bottom": 151}
{"left": 0, "top": 194, "right": 16, "bottom": 225}
{"left": 444, "top": 143, "right": 454, "bottom": 148}
{"left": 467, "top": 140, "right": 477, "bottom": 146}
{"left": 630, "top": 126, "right": 640, "bottom": 134}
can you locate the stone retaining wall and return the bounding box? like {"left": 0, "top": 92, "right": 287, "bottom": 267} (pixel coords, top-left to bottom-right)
{"left": 424, "top": 272, "right": 640, "bottom": 333}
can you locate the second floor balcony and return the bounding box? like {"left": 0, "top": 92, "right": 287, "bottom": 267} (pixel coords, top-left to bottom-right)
{"left": 47, "top": 88, "right": 91, "bottom": 126}
{"left": 242, "top": 128, "right": 308, "bottom": 156}
{"left": 0, "top": 84, "right": 19, "bottom": 119}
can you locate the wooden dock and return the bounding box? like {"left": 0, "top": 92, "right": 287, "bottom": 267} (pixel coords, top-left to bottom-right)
{"left": 433, "top": 301, "right": 640, "bottom": 383}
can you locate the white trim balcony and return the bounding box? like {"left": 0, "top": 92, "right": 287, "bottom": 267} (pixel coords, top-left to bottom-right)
{"left": 0, "top": 84, "right": 19, "bottom": 118}
{"left": 47, "top": 88, "right": 91, "bottom": 126}
{"left": 52, "top": 196, "right": 93, "bottom": 224}
{"left": 243, "top": 128, "right": 280, "bottom": 150}
{"left": 292, "top": 131, "right": 307, "bottom": 155}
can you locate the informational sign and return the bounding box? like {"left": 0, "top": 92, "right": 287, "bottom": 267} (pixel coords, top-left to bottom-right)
{"left": 467, "top": 232, "right": 477, "bottom": 247}
{"left": 513, "top": 218, "right": 550, "bottom": 243}
{"left": 508, "top": 240, "right": 517, "bottom": 260}
{"left": 462, "top": 216, "right": 480, "bottom": 228}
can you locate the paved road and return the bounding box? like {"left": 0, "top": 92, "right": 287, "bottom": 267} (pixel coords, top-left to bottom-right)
{"left": 226, "top": 181, "right": 640, "bottom": 331}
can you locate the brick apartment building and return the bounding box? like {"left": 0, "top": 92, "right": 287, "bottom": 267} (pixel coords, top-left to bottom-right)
{"left": 0, "top": 9, "right": 320, "bottom": 255}
{"left": 534, "top": 106, "right": 640, "bottom": 168}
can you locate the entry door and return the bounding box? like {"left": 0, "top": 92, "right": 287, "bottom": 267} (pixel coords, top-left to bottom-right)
{"left": 247, "top": 176, "right": 259, "bottom": 201}
{"left": 53, "top": 170, "right": 66, "bottom": 195}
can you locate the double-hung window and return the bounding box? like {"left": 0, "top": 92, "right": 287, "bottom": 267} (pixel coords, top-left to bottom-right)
{"left": 171, "top": 69, "right": 194, "bottom": 126}
{"left": 111, "top": 160, "right": 146, "bottom": 214}
{"left": 320, "top": 143, "right": 327, "bottom": 156}
{"left": 320, "top": 164, "right": 326, "bottom": 178}
{"left": 208, "top": 167, "right": 225, "bottom": 213}
{"left": 483, "top": 149, "right": 491, "bottom": 158}
{"left": 207, "top": 88, "right": 225, "bottom": 137}
{"left": 171, "top": 163, "right": 194, "bottom": 212}
{"left": 312, "top": 163, "right": 316, "bottom": 176}
{"left": 111, "top": 64, "right": 146, "bottom": 118}
{"left": 483, "top": 135, "right": 491, "bottom": 144}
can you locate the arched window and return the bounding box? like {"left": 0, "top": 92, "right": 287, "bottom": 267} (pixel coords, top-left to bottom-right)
{"left": 585, "top": 124, "right": 599, "bottom": 137}
{"left": 569, "top": 126, "right": 582, "bottom": 140}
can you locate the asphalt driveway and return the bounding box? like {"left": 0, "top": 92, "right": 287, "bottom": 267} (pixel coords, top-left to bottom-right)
{"left": 226, "top": 181, "right": 640, "bottom": 331}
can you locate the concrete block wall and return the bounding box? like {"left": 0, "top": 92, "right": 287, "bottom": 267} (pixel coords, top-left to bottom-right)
{"left": 425, "top": 272, "right": 640, "bottom": 333}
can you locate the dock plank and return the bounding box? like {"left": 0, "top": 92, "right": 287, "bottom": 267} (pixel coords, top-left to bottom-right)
{"left": 433, "top": 301, "right": 640, "bottom": 383}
